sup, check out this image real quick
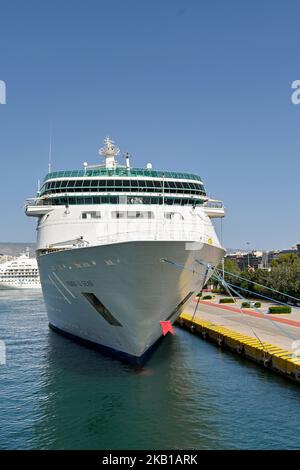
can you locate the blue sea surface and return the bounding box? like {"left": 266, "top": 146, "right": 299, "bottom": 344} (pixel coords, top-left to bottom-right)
{"left": 0, "top": 290, "right": 299, "bottom": 450}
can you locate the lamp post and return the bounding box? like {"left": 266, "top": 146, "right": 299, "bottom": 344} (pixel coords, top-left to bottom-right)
{"left": 246, "top": 241, "right": 250, "bottom": 268}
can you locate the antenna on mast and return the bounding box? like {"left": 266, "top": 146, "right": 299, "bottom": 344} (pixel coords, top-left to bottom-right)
{"left": 99, "top": 137, "right": 120, "bottom": 168}
{"left": 48, "top": 127, "right": 52, "bottom": 174}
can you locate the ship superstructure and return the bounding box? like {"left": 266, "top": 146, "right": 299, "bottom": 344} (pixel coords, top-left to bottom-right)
{"left": 0, "top": 251, "right": 41, "bottom": 289}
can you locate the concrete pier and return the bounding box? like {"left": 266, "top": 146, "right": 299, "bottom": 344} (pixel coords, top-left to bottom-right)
{"left": 177, "top": 297, "right": 300, "bottom": 383}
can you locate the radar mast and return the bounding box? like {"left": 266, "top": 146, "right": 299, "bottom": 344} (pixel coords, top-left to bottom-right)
{"left": 99, "top": 137, "right": 120, "bottom": 168}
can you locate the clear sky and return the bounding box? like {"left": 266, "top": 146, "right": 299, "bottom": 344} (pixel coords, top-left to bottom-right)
{"left": 0, "top": 0, "right": 299, "bottom": 250}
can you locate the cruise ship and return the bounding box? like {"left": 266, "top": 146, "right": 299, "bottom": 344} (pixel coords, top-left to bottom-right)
{"left": 0, "top": 252, "right": 41, "bottom": 289}
{"left": 25, "top": 137, "right": 225, "bottom": 363}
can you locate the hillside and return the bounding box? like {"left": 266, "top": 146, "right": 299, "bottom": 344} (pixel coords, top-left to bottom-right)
{"left": 0, "top": 243, "right": 36, "bottom": 257}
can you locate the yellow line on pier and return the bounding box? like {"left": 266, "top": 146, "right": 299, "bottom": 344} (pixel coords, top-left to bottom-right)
{"left": 177, "top": 312, "right": 300, "bottom": 383}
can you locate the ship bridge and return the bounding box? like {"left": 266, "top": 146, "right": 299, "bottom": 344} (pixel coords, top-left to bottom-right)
{"left": 25, "top": 137, "right": 224, "bottom": 219}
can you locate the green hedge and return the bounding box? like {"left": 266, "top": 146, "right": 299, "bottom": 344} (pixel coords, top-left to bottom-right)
{"left": 212, "top": 289, "right": 220, "bottom": 294}
{"left": 268, "top": 306, "right": 291, "bottom": 314}
{"left": 219, "top": 298, "right": 235, "bottom": 304}
{"left": 202, "top": 295, "right": 213, "bottom": 300}
{"left": 242, "top": 301, "right": 262, "bottom": 309}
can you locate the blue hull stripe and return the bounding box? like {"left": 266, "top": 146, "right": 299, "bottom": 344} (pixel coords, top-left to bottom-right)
{"left": 49, "top": 323, "right": 162, "bottom": 366}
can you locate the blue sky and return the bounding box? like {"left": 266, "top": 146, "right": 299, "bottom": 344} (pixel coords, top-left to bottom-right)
{"left": 0, "top": 0, "right": 299, "bottom": 250}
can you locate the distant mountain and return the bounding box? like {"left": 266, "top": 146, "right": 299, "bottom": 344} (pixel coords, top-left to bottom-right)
{"left": 226, "top": 248, "right": 244, "bottom": 254}
{"left": 0, "top": 243, "right": 36, "bottom": 257}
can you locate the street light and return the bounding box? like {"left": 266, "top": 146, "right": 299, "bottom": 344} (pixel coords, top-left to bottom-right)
{"left": 246, "top": 241, "right": 250, "bottom": 268}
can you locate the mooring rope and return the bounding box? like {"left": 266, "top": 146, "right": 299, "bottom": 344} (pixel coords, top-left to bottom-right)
{"left": 206, "top": 266, "right": 271, "bottom": 351}
{"left": 161, "top": 257, "right": 298, "bottom": 343}
{"left": 224, "top": 281, "right": 300, "bottom": 311}
{"left": 214, "top": 266, "right": 300, "bottom": 305}
{"left": 212, "top": 269, "right": 297, "bottom": 343}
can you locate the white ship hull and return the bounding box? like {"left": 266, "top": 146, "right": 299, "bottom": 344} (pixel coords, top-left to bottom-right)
{"left": 26, "top": 136, "right": 226, "bottom": 363}
{"left": 38, "top": 240, "right": 224, "bottom": 362}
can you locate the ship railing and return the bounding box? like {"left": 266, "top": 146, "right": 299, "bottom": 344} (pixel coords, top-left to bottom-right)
{"left": 25, "top": 198, "right": 39, "bottom": 207}
{"left": 25, "top": 198, "right": 53, "bottom": 207}
{"left": 95, "top": 229, "right": 211, "bottom": 244}
{"left": 203, "top": 199, "right": 225, "bottom": 218}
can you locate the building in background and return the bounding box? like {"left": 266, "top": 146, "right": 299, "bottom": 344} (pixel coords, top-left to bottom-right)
{"left": 226, "top": 245, "right": 299, "bottom": 271}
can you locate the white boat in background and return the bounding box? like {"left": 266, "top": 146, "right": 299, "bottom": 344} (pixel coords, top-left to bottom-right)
{"left": 25, "top": 137, "right": 225, "bottom": 363}
{"left": 0, "top": 251, "right": 41, "bottom": 289}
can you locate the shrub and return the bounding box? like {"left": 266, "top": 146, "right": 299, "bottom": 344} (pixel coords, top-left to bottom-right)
{"left": 219, "top": 298, "right": 235, "bottom": 304}
{"left": 202, "top": 295, "right": 213, "bottom": 300}
{"left": 212, "top": 288, "right": 220, "bottom": 294}
{"left": 242, "top": 301, "right": 261, "bottom": 308}
{"left": 268, "top": 306, "right": 291, "bottom": 314}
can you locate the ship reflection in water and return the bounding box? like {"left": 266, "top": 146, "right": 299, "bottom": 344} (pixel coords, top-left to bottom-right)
{"left": 0, "top": 290, "right": 300, "bottom": 450}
